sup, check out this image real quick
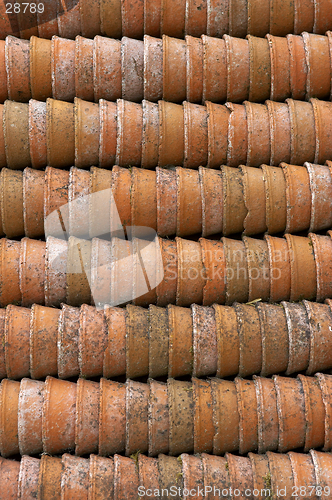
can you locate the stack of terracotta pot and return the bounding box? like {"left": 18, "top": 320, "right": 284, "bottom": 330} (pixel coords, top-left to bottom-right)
{"left": 1, "top": 162, "right": 332, "bottom": 239}
{"left": 1, "top": 0, "right": 331, "bottom": 39}
{"left": 1, "top": 97, "right": 332, "bottom": 170}
{"left": 2, "top": 451, "right": 332, "bottom": 499}
{"left": 1, "top": 373, "right": 332, "bottom": 457}
{"left": 0, "top": 299, "right": 332, "bottom": 380}
{"left": 2, "top": 1, "right": 332, "bottom": 498}
{"left": 1, "top": 32, "right": 332, "bottom": 104}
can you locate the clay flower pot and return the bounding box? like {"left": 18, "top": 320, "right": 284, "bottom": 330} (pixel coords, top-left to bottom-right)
{"left": 68, "top": 166, "right": 90, "bottom": 238}
{"left": 5, "top": 304, "right": 30, "bottom": 379}
{"left": 156, "top": 167, "right": 177, "bottom": 236}
{"left": 5, "top": 36, "right": 31, "bottom": 102}
{"left": 0, "top": 457, "right": 20, "bottom": 499}
{"left": 234, "top": 303, "right": 262, "bottom": 376}
{"left": 285, "top": 234, "right": 317, "bottom": 302}
{"left": 266, "top": 34, "right": 291, "bottom": 101}
{"left": 121, "top": 37, "right": 144, "bottom": 103}
{"left": 156, "top": 239, "right": 177, "bottom": 306}
{"left": 148, "top": 379, "right": 169, "bottom": 456}
{"left": 185, "top": 0, "right": 207, "bottom": 37}
{"left": 37, "top": 455, "right": 62, "bottom": 500}
{"left": 201, "top": 454, "right": 230, "bottom": 495}
{"left": 18, "top": 378, "right": 43, "bottom": 456}
{"left": 203, "top": 36, "right": 227, "bottom": 103}
{"left": 0, "top": 239, "right": 22, "bottom": 307}
{"left": 211, "top": 378, "right": 239, "bottom": 454}
{"left": 161, "top": 0, "right": 185, "bottom": 38}
{"left": 244, "top": 101, "right": 271, "bottom": 167}
{"left": 158, "top": 101, "right": 184, "bottom": 167}
{"left": 306, "top": 163, "right": 332, "bottom": 232}
{"left": 287, "top": 34, "right": 307, "bottom": 101}
{"left": 75, "top": 378, "right": 100, "bottom": 456}
{"left": 168, "top": 379, "right": 194, "bottom": 455}
{"left": 254, "top": 376, "right": 278, "bottom": 453}
{"left": 224, "top": 35, "right": 250, "bottom": 103}
{"left": 193, "top": 378, "right": 214, "bottom": 453}
{"left": 44, "top": 237, "right": 68, "bottom": 307}
{"left": 17, "top": 456, "right": 40, "bottom": 500}
{"left": 30, "top": 304, "right": 60, "bottom": 379}
{"left": 181, "top": 454, "right": 204, "bottom": 498}
{"left": 199, "top": 238, "right": 226, "bottom": 304}
{"left": 100, "top": 0, "right": 121, "bottom": 39}
{"left": 213, "top": 304, "right": 239, "bottom": 378}
{"left": 113, "top": 455, "right": 139, "bottom": 500}
{"left": 243, "top": 236, "right": 270, "bottom": 302}
{"left": 266, "top": 100, "right": 291, "bottom": 165}
{"left": 200, "top": 167, "right": 223, "bottom": 237}
{"left": 302, "top": 32, "right": 330, "bottom": 100}
{"left": 265, "top": 235, "right": 291, "bottom": 302}
{"left": 311, "top": 99, "right": 332, "bottom": 165}
{"left": 3, "top": 100, "right": 31, "bottom": 169}
{"left": 61, "top": 455, "right": 89, "bottom": 499}
{"left": 30, "top": 36, "right": 52, "bottom": 101}
{"left": 192, "top": 304, "right": 217, "bottom": 377}
{"left": 229, "top": 0, "right": 247, "bottom": 38}
{"left": 282, "top": 163, "right": 311, "bottom": 234}
{"left": 94, "top": 36, "right": 121, "bottom": 102}
{"left": 66, "top": 236, "right": 91, "bottom": 307}
{"left": 144, "top": 0, "right": 161, "bottom": 37}
{"left": 57, "top": 0, "right": 81, "bottom": 39}
{"left": 303, "top": 301, "right": 332, "bottom": 375}
{"left": 176, "top": 237, "right": 205, "bottom": 306}
{"left": 0, "top": 105, "right": 6, "bottom": 169}
{"left": 75, "top": 36, "right": 94, "bottom": 102}
{"left": 310, "top": 450, "right": 332, "bottom": 492}
{"left": 267, "top": 452, "right": 294, "bottom": 498}
{"left": 247, "top": 35, "right": 271, "bottom": 102}
{"left": 148, "top": 305, "right": 168, "bottom": 378}
{"left": 125, "top": 305, "right": 149, "bottom": 379}
{"left": 282, "top": 302, "right": 310, "bottom": 375}
{"left": 57, "top": 303, "right": 80, "bottom": 379}
{"left": 80, "top": 0, "right": 101, "bottom": 38}
{"left": 89, "top": 166, "right": 112, "bottom": 238}
{"left": 0, "top": 41, "right": 7, "bottom": 103}
{"left": 19, "top": 237, "right": 46, "bottom": 307}
{"left": 186, "top": 35, "right": 203, "bottom": 103}
{"left": 163, "top": 35, "right": 186, "bottom": 103}
{"left": 88, "top": 455, "right": 114, "bottom": 499}
{"left": 131, "top": 167, "right": 157, "bottom": 231}
{"left": 46, "top": 98, "right": 75, "bottom": 168}
{"left": 316, "top": 372, "right": 332, "bottom": 451}
{"left": 168, "top": 304, "right": 193, "bottom": 377}
{"left": 125, "top": 380, "right": 149, "bottom": 456}
{"left": 223, "top": 238, "right": 249, "bottom": 305}
{"left": 122, "top": 0, "right": 144, "bottom": 39}
{"left": 142, "top": 100, "right": 160, "bottom": 169}
{"left": 79, "top": 304, "right": 108, "bottom": 377}
{"left": 99, "top": 379, "right": 126, "bottom": 456}
{"left": 206, "top": 101, "right": 230, "bottom": 168}
{"left": 0, "top": 379, "right": 20, "bottom": 457}
{"left": 51, "top": 36, "right": 75, "bottom": 101}
{"left": 103, "top": 307, "right": 126, "bottom": 378}
{"left": 158, "top": 454, "right": 183, "bottom": 498}
{"left": 312, "top": 233, "right": 332, "bottom": 301}
{"left": 75, "top": 98, "right": 100, "bottom": 168}
{"left": 226, "top": 102, "right": 248, "bottom": 167}
{"left": 44, "top": 167, "right": 69, "bottom": 239}
{"left": 116, "top": 99, "right": 143, "bottom": 167}
{"left": 0, "top": 309, "right": 6, "bottom": 379}
{"left": 298, "top": 374, "right": 325, "bottom": 451}
{"left": 221, "top": 166, "right": 246, "bottom": 235}
{"left": 138, "top": 455, "right": 159, "bottom": 498}
{"left": 183, "top": 101, "right": 208, "bottom": 168}
{"left": 226, "top": 454, "right": 254, "bottom": 495}
{"left": 287, "top": 98, "right": 316, "bottom": 165}
{"left": 262, "top": 164, "right": 286, "bottom": 235}
{"left": 235, "top": 377, "right": 258, "bottom": 454}
{"left": 176, "top": 167, "right": 202, "bottom": 236}
{"left": 23, "top": 168, "right": 44, "bottom": 238}
{"left": 241, "top": 165, "right": 267, "bottom": 235}
{"left": 0, "top": 168, "right": 24, "bottom": 238}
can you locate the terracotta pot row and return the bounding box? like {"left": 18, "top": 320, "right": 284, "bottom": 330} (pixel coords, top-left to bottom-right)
{"left": 2, "top": 32, "right": 332, "bottom": 105}
{"left": 2, "top": 450, "right": 332, "bottom": 500}
{"left": 1, "top": 373, "right": 332, "bottom": 458}
{"left": 1, "top": 0, "right": 331, "bottom": 41}
{"left": 1, "top": 298, "right": 332, "bottom": 381}
{"left": 1, "top": 97, "right": 332, "bottom": 171}
{"left": 1, "top": 231, "right": 332, "bottom": 309}
{"left": 2, "top": 161, "right": 332, "bottom": 240}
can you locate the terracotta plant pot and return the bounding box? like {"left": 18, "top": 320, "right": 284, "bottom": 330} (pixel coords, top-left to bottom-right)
{"left": 156, "top": 239, "right": 177, "bottom": 306}
{"left": 57, "top": 303, "right": 80, "bottom": 379}
{"left": 206, "top": 101, "right": 230, "bottom": 168}
{"left": 30, "top": 304, "right": 60, "bottom": 379}
{"left": 285, "top": 234, "right": 317, "bottom": 302}
{"left": 94, "top": 36, "right": 121, "bottom": 102}
{"left": 5, "top": 304, "right": 30, "bottom": 379}
{"left": 206, "top": 0, "right": 229, "bottom": 37}
{"left": 223, "top": 238, "right": 249, "bottom": 305}
{"left": 66, "top": 236, "right": 91, "bottom": 306}
{"left": 46, "top": 98, "right": 75, "bottom": 168}
{"left": 103, "top": 307, "right": 126, "bottom": 378}
{"left": 30, "top": 36, "right": 52, "bottom": 101}
{"left": 75, "top": 378, "right": 100, "bottom": 456}
{"left": 316, "top": 372, "right": 332, "bottom": 451}
{"left": 138, "top": 455, "right": 159, "bottom": 500}
{"left": 183, "top": 101, "right": 208, "bottom": 168}
{"left": 312, "top": 233, "right": 332, "bottom": 301}
{"left": 235, "top": 377, "right": 258, "bottom": 454}
{"left": 0, "top": 379, "right": 20, "bottom": 457}
{"left": 168, "top": 379, "right": 194, "bottom": 455}
{"left": 229, "top": 0, "right": 247, "bottom": 37}
{"left": 17, "top": 456, "right": 40, "bottom": 500}
{"left": 113, "top": 454, "right": 139, "bottom": 500}
{"left": 3, "top": 100, "right": 31, "bottom": 169}
{"left": 142, "top": 100, "right": 160, "bottom": 168}
{"left": 200, "top": 166, "right": 223, "bottom": 237}
{"left": 306, "top": 163, "right": 332, "bottom": 232}
{"left": 89, "top": 166, "right": 112, "bottom": 239}
{"left": 23, "top": 167, "right": 44, "bottom": 238}
{"left": 121, "top": 37, "right": 144, "bottom": 103}
{"left": 131, "top": 167, "right": 157, "bottom": 231}
{"left": 100, "top": 0, "right": 121, "bottom": 39}
{"left": 0, "top": 168, "right": 24, "bottom": 238}
{"left": 303, "top": 32, "right": 330, "bottom": 100}
{"left": 68, "top": 166, "right": 90, "bottom": 238}
{"left": 192, "top": 304, "right": 217, "bottom": 377}
{"left": 79, "top": 304, "right": 108, "bottom": 377}
{"left": 226, "top": 102, "right": 248, "bottom": 167}
{"left": 241, "top": 165, "right": 267, "bottom": 235}
{"left": 168, "top": 304, "right": 193, "bottom": 378}
{"left": 44, "top": 167, "right": 69, "bottom": 239}
{"left": 19, "top": 237, "right": 46, "bottom": 306}
{"left": 158, "top": 454, "right": 183, "bottom": 498}
{"left": 221, "top": 166, "right": 246, "bottom": 236}
{"left": 176, "top": 167, "right": 202, "bottom": 236}
{"left": 18, "top": 378, "right": 43, "bottom": 456}
{"left": 161, "top": 0, "right": 185, "bottom": 38}
{"left": 247, "top": 35, "right": 271, "bottom": 102}
{"left": 211, "top": 378, "right": 239, "bottom": 454}
{"left": 244, "top": 236, "right": 270, "bottom": 302}
{"left": 163, "top": 35, "right": 186, "bottom": 103}
{"left": 311, "top": 99, "right": 332, "bottom": 165}
{"left": 0, "top": 457, "right": 20, "bottom": 499}
{"left": 176, "top": 237, "right": 204, "bottom": 306}
{"left": 99, "top": 99, "right": 117, "bottom": 168}
{"left": 99, "top": 379, "right": 126, "bottom": 456}
{"left": 156, "top": 167, "right": 177, "bottom": 236}
{"left": 126, "top": 305, "right": 149, "bottom": 379}
{"left": 265, "top": 235, "right": 291, "bottom": 302}
{"left": 75, "top": 36, "right": 94, "bottom": 102}
{"left": 122, "top": 0, "right": 144, "bottom": 39}
{"left": 214, "top": 304, "right": 239, "bottom": 378}
{"left": 148, "top": 305, "right": 169, "bottom": 378}
{"left": 185, "top": 0, "right": 207, "bottom": 37}
{"left": 57, "top": 0, "right": 81, "bottom": 39}
{"left": 287, "top": 34, "right": 307, "bottom": 101}
{"left": 44, "top": 236, "right": 68, "bottom": 307}
{"left": 125, "top": 379, "right": 149, "bottom": 456}
{"left": 0, "top": 239, "right": 21, "bottom": 307}
{"left": 267, "top": 452, "right": 294, "bottom": 498}
{"left": 298, "top": 374, "right": 325, "bottom": 451}
{"left": 193, "top": 378, "right": 214, "bottom": 453}
{"left": 266, "top": 100, "right": 291, "bottom": 165}
{"left": 80, "top": 0, "right": 101, "bottom": 38}
{"left": 254, "top": 376, "right": 278, "bottom": 453}
{"left": 283, "top": 163, "right": 311, "bottom": 233}
{"left": 88, "top": 455, "right": 114, "bottom": 500}
{"left": 37, "top": 455, "right": 62, "bottom": 500}
{"left": 51, "top": 35, "right": 75, "bottom": 101}
{"left": 262, "top": 164, "right": 287, "bottom": 234}
{"left": 74, "top": 98, "right": 100, "bottom": 169}
{"left": 5, "top": 36, "right": 31, "bottom": 102}
{"left": 148, "top": 379, "right": 169, "bottom": 456}
{"left": 287, "top": 98, "right": 316, "bottom": 165}
{"left": 186, "top": 35, "right": 203, "bottom": 103}
{"left": 158, "top": 101, "right": 184, "bottom": 167}
{"left": 226, "top": 454, "right": 254, "bottom": 496}
{"left": 116, "top": 99, "right": 143, "bottom": 167}
{"left": 61, "top": 454, "right": 89, "bottom": 500}
{"left": 0, "top": 105, "right": 6, "bottom": 169}
{"left": 267, "top": 34, "right": 291, "bottom": 101}
{"left": 224, "top": 35, "right": 250, "bottom": 103}
{"left": 0, "top": 309, "right": 6, "bottom": 379}
{"left": 234, "top": 303, "right": 262, "bottom": 377}
{"left": 282, "top": 302, "right": 310, "bottom": 375}
{"left": 244, "top": 101, "right": 270, "bottom": 167}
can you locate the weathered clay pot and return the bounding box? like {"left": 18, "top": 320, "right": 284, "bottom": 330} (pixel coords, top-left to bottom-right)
{"left": 243, "top": 236, "right": 270, "bottom": 302}
{"left": 316, "top": 372, "right": 332, "bottom": 451}
{"left": 176, "top": 167, "right": 202, "bottom": 236}
{"left": 28, "top": 98, "right": 46, "bottom": 173}
{"left": 265, "top": 235, "right": 291, "bottom": 302}
{"left": 0, "top": 309, "right": 6, "bottom": 379}
{"left": 116, "top": 99, "right": 143, "bottom": 167}
{"left": 75, "top": 378, "right": 100, "bottom": 456}
{"left": 94, "top": 36, "right": 121, "bottom": 102}
{"left": 226, "top": 454, "right": 254, "bottom": 495}
{"left": 282, "top": 302, "right": 310, "bottom": 375}
{"left": 181, "top": 454, "right": 204, "bottom": 498}
{"left": 36, "top": 1, "right": 58, "bottom": 39}
{"left": 168, "top": 379, "right": 194, "bottom": 455}
{"left": 30, "top": 36, "right": 52, "bottom": 101}
{"left": 267, "top": 452, "right": 294, "bottom": 499}
{"left": 80, "top": 0, "right": 101, "bottom": 38}
{"left": 213, "top": 304, "right": 239, "bottom": 377}
{"left": 68, "top": 166, "right": 90, "bottom": 238}
{"left": 287, "top": 98, "right": 316, "bottom": 165}
{"left": 223, "top": 238, "right": 249, "bottom": 305}
{"left": 267, "top": 34, "right": 291, "bottom": 101}
{"left": 302, "top": 32, "right": 330, "bottom": 99}
{"left": 30, "top": 304, "right": 60, "bottom": 379}
{"left": 0, "top": 105, "right": 6, "bottom": 169}
{"left": 46, "top": 98, "right": 75, "bottom": 168}
{"left": 244, "top": 101, "right": 270, "bottom": 167}
{"left": 103, "top": 307, "right": 126, "bottom": 378}
{"left": 262, "top": 164, "right": 286, "bottom": 234}
{"left": 122, "top": 37, "right": 144, "bottom": 103}
{"left": 156, "top": 167, "right": 176, "bottom": 236}
{"left": 163, "top": 35, "right": 186, "bottom": 103}
{"left": 57, "top": 304, "right": 80, "bottom": 379}
{"left": 158, "top": 101, "right": 184, "bottom": 167}
{"left": 168, "top": 304, "right": 193, "bottom": 377}
{"left": 310, "top": 450, "right": 332, "bottom": 492}
{"left": 298, "top": 374, "right": 325, "bottom": 451}
{"left": 23, "top": 168, "right": 44, "bottom": 238}
{"left": 5, "top": 36, "right": 31, "bottom": 102}
{"left": 282, "top": 163, "right": 311, "bottom": 233}
{"left": 266, "top": 100, "right": 291, "bottom": 165}
{"left": 306, "top": 163, "right": 332, "bottom": 232}
{"left": 75, "top": 36, "right": 94, "bottom": 102}
{"left": 51, "top": 35, "right": 75, "bottom": 101}
{"left": 0, "top": 239, "right": 21, "bottom": 307}
{"left": 294, "top": 0, "right": 314, "bottom": 33}
{"left": 113, "top": 454, "right": 139, "bottom": 500}
{"left": 235, "top": 377, "right": 258, "bottom": 454}
{"left": 121, "top": 0, "right": 144, "bottom": 39}
{"left": 148, "top": 379, "right": 169, "bottom": 456}
{"left": 193, "top": 378, "right": 214, "bottom": 453}
{"left": 0, "top": 168, "right": 24, "bottom": 238}
{"left": 211, "top": 378, "right": 239, "bottom": 454}
{"left": 42, "top": 377, "right": 77, "bottom": 454}
{"left": 99, "top": 99, "right": 117, "bottom": 168}
{"left": 79, "top": 304, "right": 108, "bottom": 377}
{"left": 176, "top": 237, "right": 204, "bottom": 306}
{"left": 143, "top": 36, "right": 163, "bottom": 102}
{"left": 5, "top": 304, "right": 30, "bottom": 379}
{"left": 142, "top": 100, "right": 160, "bottom": 169}
{"left": 88, "top": 455, "right": 114, "bottom": 500}
{"left": 192, "top": 304, "right": 217, "bottom": 377}
{"left": 19, "top": 237, "right": 46, "bottom": 306}
{"left": 241, "top": 165, "right": 267, "bottom": 235}
{"left": 234, "top": 303, "right": 262, "bottom": 376}
{"left": 224, "top": 35, "right": 249, "bottom": 103}
{"left": 18, "top": 378, "right": 43, "bottom": 455}
{"left": 270, "top": 0, "right": 294, "bottom": 35}
{"left": 186, "top": 35, "right": 203, "bottom": 103}
{"left": 311, "top": 98, "right": 332, "bottom": 165}
{"left": 0, "top": 379, "right": 20, "bottom": 457}
{"left": 0, "top": 457, "right": 20, "bottom": 499}
{"left": 138, "top": 455, "right": 159, "bottom": 498}
{"left": 148, "top": 305, "right": 168, "bottom": 378}
{"left": 254, "top": 376, "right": 278, "bottom": 453}
{"left": 89, "top": 166, "right": 112, "bottom": 239}
{"left": 131, "top": 167, "right": 157, "bottom": 231}
{"left": 206, "top": 101, "right": 230, "bottom": 168}
{"left": 229, "top": 0, "right": 247, "bottom": 37}
{"left": 257, "top": 302, "right": 289, "bottom": 377}
{"left": 247, "top": 35, "right": 271, "bottom": 102}
{"left": 17, "top": 456, "right": 40, "bottom": 500}
{"left": 56, "top": 0, "right": 81, "bottom": 39}
{"left": 249, "top": 453, "right": 271, "bottom": 498}
{"left": 185, "top": 0, "right": 207, "bottom": 37}
{"left": 4, "top": 100, "right": 31, "bottom": 169}
{"left": 125, "top": 305, "right": 149, "bottom": 378}
{"left": 303, "top": 302, "right": 332, "bottom": 374}
{"left": 37, "top": 455, "right": 62, "bottom": 500}
{"left": 274, "top": 375, "right": 306, "bottom": 452}
{"left": 200, "top": 167, "right": 223, "bottom": 237}
{"left": 109, "top": 238, "right": 133, "bottom": 307}
{"left": 312, "top": 233, "right": 332, "bottom": 302}
{"left": 132, "top": 236, "right": 159, "bottom": 307}
{"left": 44, "top": 167, "right": 69, "bottom": 239}
{"left": 201, "top": 454, "right": 230, "bottom": 495}
{"left": 125, "top": 379, "right": 149, "bottom": 456}
{"left": 247, "top": 0, "right": 269, "bottom": 36}
{"left": 99, "top": 379, "right": 126, "bottom": 456}
{"left": 287, "top": 34, "right": 307, "bottom": 101}
{"left": 158, "top": 455, "right": 183, "bottom": 500}
{"left": 156, "top": 239, "right": 177, "bottom": 306}
{"left": 285, "top": 234, "right": 317, "bottom": 302}
{"left": 183, "top": 101, "right": 208, "bottom": 168}
{"left": 44, "top": 236, "right": 68, "bottom": 307}
{"left": 61, "top": 454, "right": 89, "bottom": 500}
{"left": 222, "top": 166, "right": 246, "bottom": 235}
{"left": 226, "top": 102, "right": 248, "bottom": 167}
{"left": 160, "top": 0, "right": 185, "bottom": 38}
{"left": 0, "top": 1, "right": 19, "bottom": 38}
{"left": 100, "top": 0, "right": 121, "bottom": 39}
{"left": 313, "top": 0, "right": 332, "bottom": 34}
{"left": 66, "top": 236, "right": 91, "bottom": 306}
